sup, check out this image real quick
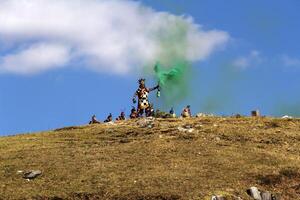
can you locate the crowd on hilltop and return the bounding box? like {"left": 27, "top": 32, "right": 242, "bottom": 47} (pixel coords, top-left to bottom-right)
{"left": 89, "top": 78, "right": 192, "bottom": 125}
{"left": 89, "top": 105, "right": 192, "bottom": 124}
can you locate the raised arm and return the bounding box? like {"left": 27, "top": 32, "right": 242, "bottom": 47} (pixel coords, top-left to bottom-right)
{"left": 149, "top": 85, "right": 159, "bottom": 92}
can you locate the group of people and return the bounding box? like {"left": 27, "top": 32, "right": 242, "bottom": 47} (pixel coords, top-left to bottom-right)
{"left": 89, "top": 78, "right": 192, "bottom": 124}
{"left": 89, "top": 112, "right": 125, "bottom": 124}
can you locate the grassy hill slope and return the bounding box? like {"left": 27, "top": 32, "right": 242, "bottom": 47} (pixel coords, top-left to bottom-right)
{"left": 0, "top": 117, "right": 300, "bottom": 200}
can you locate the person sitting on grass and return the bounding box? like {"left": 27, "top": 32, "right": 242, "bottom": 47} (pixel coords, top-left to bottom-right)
{"left": 89, "top": 115, "right": 101, "bottom": 124}
{"left": 104, "top": 113, "right": 113, "bottom": 123}
{"left": 116, "top": 111, "right": 126, "bottom": 121}
{"left": 181, "top": 105, "right": 192, "bottom": 118}
{"left": 130, "top": 107, "right": 138, "bottom": 119}
{"left": 169, "top": 107, "right": 176, "bottom": 118}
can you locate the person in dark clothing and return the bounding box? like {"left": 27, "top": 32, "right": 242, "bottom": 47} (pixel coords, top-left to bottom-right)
{"left": 130, "top": 107, "right": 138, "bottom": 119}
{"left": 116, "top": 111, "right": 126, "bottom": 121}
{"left": 104, "top": 113, "right": 113, "bottom": 123}
{"left": 89, "top": 115, "right": 101, "bottom": 124}
{"left": 145, "top": 104, "right": 155, "bottom": 117}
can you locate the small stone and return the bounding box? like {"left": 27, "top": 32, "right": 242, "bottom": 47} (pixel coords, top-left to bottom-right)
{"left": 147, "top": 124, "right": 153, "bottom": 128}
{"left": 211, "top": 195, "right": 226, "bottom": 200}
{"left": 184, "top": 125, "right": 193, "bottom": 129}
{"left": 177, "top": 126, "right": 194, "bottom": 133}
{"left": 196, "top": 113, "right": 214, "bottom": 117}
{"left": 196, "top": 113, "right": 206, "bottom": 117}
{"left": 246, "top": 187, "right": 262, "bottom": 200}
{"left": 261, "top": 192, "right": 272, "bottom": 200}
{"left": 187, "top": 128, "right": 194, "bottom": 133}
{"left": 105, "top": 121, "right": 116, "bottom": 126}
{"left": 282, "top": 115, "right": 292, "bottom": 119}
{"left": 23, "top": 170, "right": 42, "bottom": 180}
{"left": 235, "top": 114, "right": 242, "bottom": 118}
{"left": 251, "top": 110, "right": 260, "bottom": 117}
{"left": 137, "top": 118, "right": 154, "bottom": 128}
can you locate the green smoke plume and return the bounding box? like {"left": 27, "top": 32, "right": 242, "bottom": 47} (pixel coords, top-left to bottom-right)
{"left": 145, "top": 17, "right": 194, "bottom": 107}
{"left": 154, "top": 62, "right": 185, "bottom": 86}
{"left": 153, "top": 61, "right": 191, "bottom": 106}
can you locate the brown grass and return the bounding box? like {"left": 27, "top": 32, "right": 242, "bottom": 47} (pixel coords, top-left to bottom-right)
{"left": 0, "top": 117, "right": 300, "bottom": 200}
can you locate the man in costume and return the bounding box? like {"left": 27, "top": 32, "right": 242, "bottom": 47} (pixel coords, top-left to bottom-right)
{"left": 133, "top": 78, "right": 159, "bottom": 117}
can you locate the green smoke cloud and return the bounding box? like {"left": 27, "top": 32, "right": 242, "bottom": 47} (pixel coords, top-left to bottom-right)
{"left": 145, "top": 17, "right": 194, "bottom": 107}
{"left": 139, "top": 12, "right": 229, "bottom": 109}
{"left": 153, "top": 61, "right": 191, "bottom": 106}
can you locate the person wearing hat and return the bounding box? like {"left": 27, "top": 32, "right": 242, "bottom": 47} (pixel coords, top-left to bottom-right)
{"left": 132, "top": 78, "right": 159, "bottom": 117}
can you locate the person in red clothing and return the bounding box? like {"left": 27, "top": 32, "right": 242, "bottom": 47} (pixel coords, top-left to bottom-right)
{"left": 181, "top": 105, "right": 192, "bottom": 118}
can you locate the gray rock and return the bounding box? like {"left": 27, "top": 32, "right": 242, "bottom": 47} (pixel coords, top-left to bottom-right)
{"left": 211, "top": 195, "right": 226, "bottom": 200}
{"left": 23, "top": 170, "right": 42, "bottom": 180}
{"left": 261, "top": 192, "right": 272, "bottom": 200}
{"left": 178, "top": 126, "right": 194, "bottom": 133}
{"left": 247, "top": 187, "right": 262, "bottom": 200}
{"left": 263, "top": 192, "right": 279, "bottom": 200}
{"left": 137, "top": 118, "right": 154, "bottom": 128}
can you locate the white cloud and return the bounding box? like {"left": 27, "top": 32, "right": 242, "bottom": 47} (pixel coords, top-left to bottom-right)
{"left": 232, "top": 50, "right": 262, "bottom": 70}
{"left": 0, "top": 0, "right": 230, "bottom": 75}
{"left": 0, "top": 43, "right": 70, "bottom": 75}
{"left": 281, "top": 55, "right": 300, "bottom": 67}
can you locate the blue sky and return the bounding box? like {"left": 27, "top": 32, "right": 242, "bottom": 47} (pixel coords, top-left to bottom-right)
{"left": 1, "top": 0, "right": 300, "bottom": 135}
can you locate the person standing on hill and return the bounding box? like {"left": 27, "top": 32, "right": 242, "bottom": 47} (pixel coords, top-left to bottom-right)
{"left": 132, "top": 78, "right": 159, "bottom": 117}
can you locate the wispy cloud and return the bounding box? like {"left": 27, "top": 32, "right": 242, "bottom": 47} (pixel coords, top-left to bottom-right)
{"left": 281, "top": 55, "right": 300, "bottom": 67}
{"left": 0, "top": 0, "right": 229, "bottom": 75}
{"left": 232, "top": 50, "right": 262, "bottom": 70}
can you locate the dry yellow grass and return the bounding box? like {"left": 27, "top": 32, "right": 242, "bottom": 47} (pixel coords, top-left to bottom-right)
{"left": 0, "top": 117, "right": 300, "bottom": 200}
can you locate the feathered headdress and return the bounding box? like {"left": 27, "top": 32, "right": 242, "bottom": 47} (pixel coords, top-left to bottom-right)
{"left": 138, "top": 78, "right": 145, "bottom": 84}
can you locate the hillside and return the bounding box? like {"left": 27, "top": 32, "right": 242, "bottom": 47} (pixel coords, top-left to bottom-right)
{"left": 0, "top": 117, "right": 300, "bottom": 200}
